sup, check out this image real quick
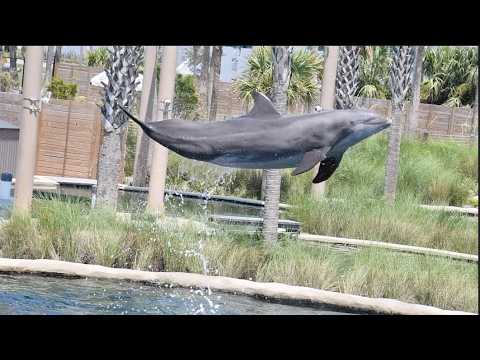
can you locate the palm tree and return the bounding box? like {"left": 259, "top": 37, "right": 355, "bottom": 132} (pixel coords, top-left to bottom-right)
{"left": 208, "top": 45, "right": 223, "bottom": 120}
{"left": 384, "top": 46, "right": 416, "bottom": 204}
{"left": 406, "top": 46, "right": 425, "bottom": 136}
{"left": 187, "top": 46, "right": 202, "bottom": 75}
{"left": 357, "top": 46, "right": 391, "bottom": 99}
{"left": 44, "top": 46, "right": 55, "bottom": 84}
{"left": 335, "top": 46, "right": 361, "bottom": 109}
{"left": 8, "top": 46, "right": 17, "bottom": 80}
{"left": 54, "top": 46, "right": 62, "bottom": 63}
{"left": 234, "top": 46, "right": 322, "bottom": 110}
{"left": 199, "top": 46, "right": 211, "bottom": 117}
{"left": 262, "top": 46, "right": 292, "bottom": 244}
{"left": 421, "top": 46, "right": 478, "bottom": 107}
{"left": 0, "top": 46, "right": 4, "bottom": 71}
{"left": 95, "top": 46, "right": 143, "bottom": 209}
{"left": 234, "top": 46, "right": 322, "bottom": 200}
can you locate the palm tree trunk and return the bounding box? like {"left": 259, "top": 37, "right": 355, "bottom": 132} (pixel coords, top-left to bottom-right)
{"left": 208, "top": 46, "right": 223, "bottom": 121}
{"left": 8, "top": 46, "right": 17, "bottom": 80}
{"left": 311, "top": 46, "right": 339, "bottom": 198}
{"left": 470, "top": 82, "right": 478, "bottom": 145}
{"left": 96, "top": 127, "right": 126, "bottom": 208}
{"left": 406, "top": 46, "right": 425, "bottom": 137}
{"left": 96, "top": 46, "right": 143, "bottom": 209}
{"left": 133, "top": 46, "right": 157, "bottom": 187}
{"left": 53, "top": 46, "right": 62, "bottom": 77}
{"left": 262, "top": 46, "right": 292, "bottom": 244}
{"left": 384, "top": 46, "right": 416, "bottom": 205}
{"left": 192, "top": 46, "right": 200, "bottom": 74}
{"left": 305, "top": 46, "right": 320, "bottom": 113}
{"left": 0, "top": 47, "right": 4, "bottom": 70}
{"left": 206, "top": 47, "right": 216, "bottom": 120}
{"left": 44, "top": 46, "right": 55, "bottom": 84}
{"left": 335, "top": 46, "right": 361, "bottom": 110}
{"left": 54, "top": 46, "right": 62, "bottom": 63}
{"left": 199, "top": 46, "right": 211, "bottom": 118}
{"left": 79, "top": 46, "right": 85, "bottom": 64}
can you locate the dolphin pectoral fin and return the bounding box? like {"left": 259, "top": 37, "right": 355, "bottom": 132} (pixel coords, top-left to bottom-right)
{"left": 247, "top": 91, "right": 281, "bottom": 118}
{"left": 312, "top": 154, "right": 344, "bottom": 183}
{"left": 292, "top": 149, "right": 328, "bottom": 176}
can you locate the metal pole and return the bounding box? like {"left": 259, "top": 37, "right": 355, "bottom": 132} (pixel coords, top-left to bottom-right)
{"left": 311, "top": 46, "right": 339, "bottom": 198}
{"left": 147, "top": 46, "right": 176, "bottom": 214}
{"left": 13, "top": 46, "right": 43, "bottom": 213}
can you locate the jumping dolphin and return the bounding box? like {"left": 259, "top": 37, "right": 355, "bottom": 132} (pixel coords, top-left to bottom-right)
{"left": 119, "top": 92, "right": 391, "bottom": 183}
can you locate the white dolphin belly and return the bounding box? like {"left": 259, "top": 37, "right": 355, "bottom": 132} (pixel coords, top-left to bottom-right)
{"left": 209, "top": 152, "right": 304, "bottom": 169}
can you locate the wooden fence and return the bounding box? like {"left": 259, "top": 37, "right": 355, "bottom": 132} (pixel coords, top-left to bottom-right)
{"left": 0, "top": 92, "right": 22, "bottom": 128}
{"left": 35, "top": 99, "right": 102, "bottom": 179}
{"left": 356, "top": 97, "right": 477, "bottom": 143}
{"left": 0, "top": 92, "right": 102, "bottom": 179}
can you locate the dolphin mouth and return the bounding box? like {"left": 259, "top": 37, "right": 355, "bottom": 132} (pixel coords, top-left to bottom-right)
{"left": 364, "top": 117, "right": 391, "bottom": 127}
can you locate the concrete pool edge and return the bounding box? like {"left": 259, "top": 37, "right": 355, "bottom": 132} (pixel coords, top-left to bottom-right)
{"left": 0, "top": 258, "right": 474, "bottom": 315}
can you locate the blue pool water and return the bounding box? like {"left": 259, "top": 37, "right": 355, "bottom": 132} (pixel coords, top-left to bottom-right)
{"left": 0, "top": 274, "right": 353, "bottom": 315}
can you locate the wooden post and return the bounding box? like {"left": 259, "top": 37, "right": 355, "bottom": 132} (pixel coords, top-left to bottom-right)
{"left": 147, "top": 46, "right": 176, "bottom": 214}
{"left": 447, "top": 106, "right": 455, "bottom": 136}
{"left": 311, "top": 46, "right": 339, "bottom": 198}
{"left": 422, "top": 106, "right": 433, "bottom": 141}
{"left": 34, "top": 110, "right": 43, "bottom": 176}
{"left": 470, "top": 106, "right": 478, "bottom": 146}
{"left": 62, "top": 100, "right": 72, "bottom": 176}
{"left": 89, "top": 108, "right": 101, "bottom": 178}
{"left": 13, "top": 46, "right": 43, "bottom": 213}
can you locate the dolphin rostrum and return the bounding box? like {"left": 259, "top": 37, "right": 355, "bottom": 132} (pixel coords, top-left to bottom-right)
{"left": 119, "top": 92, "right": 391, "bottom": 183}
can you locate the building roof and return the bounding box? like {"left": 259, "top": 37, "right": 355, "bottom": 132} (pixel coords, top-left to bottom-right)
{"left": 0, "top": 119, "right": 19, "bottom": 129}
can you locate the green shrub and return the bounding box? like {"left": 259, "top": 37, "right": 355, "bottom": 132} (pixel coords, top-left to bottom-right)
{"left": 0, "top": 71, "right": 17, "bottom": 92}
{"left": 48, "top": 77, "right": 78, "bottom": 100}
{"left": 86, "top": 47, "right": 109, "bottom": 67}
{"left": 173, "top": 74, "right": 199, "bottom": 120}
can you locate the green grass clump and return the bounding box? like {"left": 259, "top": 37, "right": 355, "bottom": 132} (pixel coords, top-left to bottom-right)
{"left": 0, "top": 199, "right": 477, "bottom": 313}
{"left": 286, "top": 191, "right": 477, "bottom": 254}
{"left": 256, "top": 241, "right": 477, "bottom": 313}
{"left": 318, "top": 134, "right": 478, "bottom": 206}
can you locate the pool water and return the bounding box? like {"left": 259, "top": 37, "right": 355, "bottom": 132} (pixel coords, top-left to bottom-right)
{"left": 0, "top": 274, "right": 353, "bottom": 315}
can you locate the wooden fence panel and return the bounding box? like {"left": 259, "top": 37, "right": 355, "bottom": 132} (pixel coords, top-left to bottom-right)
{"left": 35, "top": 99, "right": 102, "bottom": 179}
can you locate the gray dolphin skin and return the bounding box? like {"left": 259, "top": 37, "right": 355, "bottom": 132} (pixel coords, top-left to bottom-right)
{"left": 119, "top": 92, "right": 391, "bottom": 183}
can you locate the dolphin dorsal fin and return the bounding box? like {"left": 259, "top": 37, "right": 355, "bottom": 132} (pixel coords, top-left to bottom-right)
{"left": 248, "top": 91, "right": 281, "bottom": 118}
